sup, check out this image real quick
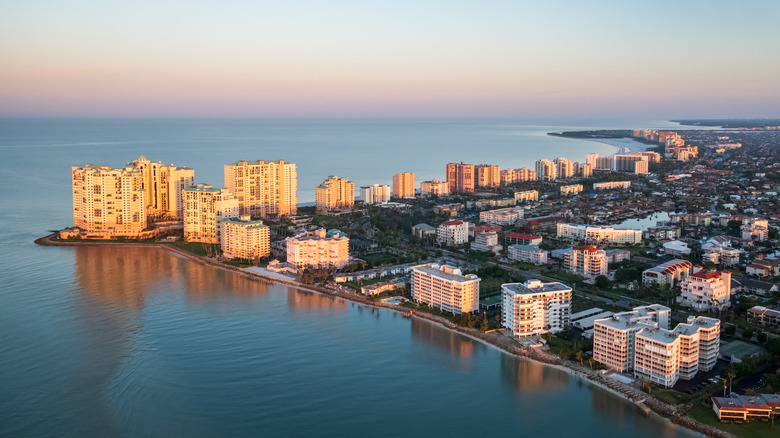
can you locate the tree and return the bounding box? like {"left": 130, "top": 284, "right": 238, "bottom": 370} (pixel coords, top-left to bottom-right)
{"left": 727, "top": 219, "right": 743, "bottom": 237}
{"left": 703, "top": 261, "right": 716, "bottom": 270}
{"left": 757, "top": 331, "right": 768, "bottom": 343}
{"left": 767, "top": 337, "right": 780, "bottom": 357}
{"left": 480, "top": 315, "right": 488, "bottom": 332}
{"left": 576, "top": 350, "right": 584, "bottom": 366}
{"left": 741, "top": 326, "right": 754, "bottom": 340}
{"left": 594, "top": 275, "right": 612, "bottom": 290}
{"left": 588, "top": 358, "right": 595, "bottom": 369}
{"left": 723, "top": 325, "right": 736, "bottom": 337}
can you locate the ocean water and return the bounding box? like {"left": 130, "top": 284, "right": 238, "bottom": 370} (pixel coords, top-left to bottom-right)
{"left": 0, "top": 118, "right": 703, "bottom": 437}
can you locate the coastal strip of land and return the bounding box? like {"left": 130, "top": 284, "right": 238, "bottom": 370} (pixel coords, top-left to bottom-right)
{"left": 35, "top": 234, "right": 735, "bottom": 438}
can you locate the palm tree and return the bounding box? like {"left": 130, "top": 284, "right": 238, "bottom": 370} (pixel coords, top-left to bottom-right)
{"left": 576, "top": 351, "right": 584, "bottom": 366}
{"left": 588, "top": 358, "right": 595, "bottom": 370}
{"left": 727, "top": 370, "right": 737, "bottom": 395}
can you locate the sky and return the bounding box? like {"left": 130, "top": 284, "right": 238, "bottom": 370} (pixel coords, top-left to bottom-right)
{"left": 1, "top": 0, "right": 779, "bottom": 119}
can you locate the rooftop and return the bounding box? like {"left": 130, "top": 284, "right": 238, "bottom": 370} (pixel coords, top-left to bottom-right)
{"left": 412, "top": 263, "right": 480, "bottom": 283}
{"left": 502, "top": 280, "right": 571, "bottom": 295}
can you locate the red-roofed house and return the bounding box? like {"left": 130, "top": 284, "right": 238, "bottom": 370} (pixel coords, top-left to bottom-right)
{"left": 505, "top": 232, "right": 542, "bottom": 246}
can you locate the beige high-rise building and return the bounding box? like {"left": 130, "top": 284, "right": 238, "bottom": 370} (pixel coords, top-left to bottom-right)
{"left": 315, "top": 176, "right": 354, "bottom": 212}
{"left": 72, "top": 164, "right": 146, "bottom": 238}
{"left": 133, "top": 156, "right": 195, "bottom": 220}
{"left": 220, "top": 215, "right": 270, "bottom": 260}
{"left": 501, "top": 167, "right": 536, "bottom": 184}
{"left": 286, "top": 228, "right": 349, "bottom": 269}
{"left": 579, "top": 163, "right": 593, "bottom": 178}
{"left": 411, "top": 264, "right": 480, "bottom": 314}
{"left": 392, "top": 172, "right": 415, "bottom": 198}
{"left": 420, "top": 179, "right": 449, "bottom": 196}
{"left": 476, "top": 164, "right": 501, "bottom": 188}
{"left": 446, "top": 162, "right": 475, "bottom": 193}
{"left": 563, "top": 245, "right": 608, "bottom": 279}
{"left": 554, "top": 157, "right": 574, "bottom": 179}
{"left": 535, "top": 159, "right": 557, "bottom": 181}
{"left": 514, "top": 190, "right": 539, "bottom": 203}
{"left": 224, "top": 160, "right": 297, "bottom": 219}
{"left": 183, "top": 184, "right": 239, "bottom": 243}
{"left": 360, "top": 184, "right": 391, "bottom": 204}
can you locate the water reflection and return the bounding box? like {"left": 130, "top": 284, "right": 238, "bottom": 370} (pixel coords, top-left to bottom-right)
{"left": 410, "top": 318, "right": 473, "bottom": 358}
{"left": 500, "top": 354, "right": 569, "bottom": 393}
{"left": 286, "top": 288, "right": 347, "bottom": 312}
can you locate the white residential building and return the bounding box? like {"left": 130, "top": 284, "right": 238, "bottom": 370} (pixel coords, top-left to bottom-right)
{"left": 479, "top": 207, "right": 524, "bottom": 226}
{"left": 642, "top": 259, "right": 693, "bottom": 286}
{"left": 220, "top": 215, "right": 270, "bottom": 260}
{"left": 514, "top": 190, "right": 539, "bottom": 203}
{"left": 593, "top": 305, "right": 672, "bottom": 373}
{"left": 411, "top": 264, "right": 480, "bottom": 314}
{"left": 71, "top": 164, "right": 146, "bottom": 238}
{"left": 501, "top": 280, "right": 572, "bottom": 337}
{"left": 360, "top": 184, "right": 391, "bottom": 204}
{"left": 560, "top": 184, "right": 583, "bottom": 195}
{"left": 593, "top": 181, "right": 631, "bottom": 190}
{"left": 535, "top": 159, "right": 558, "bottom": 181}
{"left": 741, "top": 218, "right": 769, "bottom": 241}
{"left": 679, "top": 269, "right": 732, "bottom": 312}
{"left": 420, "top": 179, "right": 449, "bottom": 196}
{"left": 133, "top": 156, "right": 195, "bottom": 220}
{"left": 508, "top": 244, "right": 548, "bottom": 265}
{"left": 183, "top": 184, "right": 240, "bottom": 243}
{"left": 436, "top": 220, "right": 469, "bottom": 246}
{"left": 286, "top": 228, "right": 350, "bottom": 269}
{"left": 564, "top": 245, "right": 608, "bottom": 279}
{"left": 471, "top": 231, "right": 501, "bottom": 254}
{"left": 557, "top": 223, "right": 642, "bottom": 244}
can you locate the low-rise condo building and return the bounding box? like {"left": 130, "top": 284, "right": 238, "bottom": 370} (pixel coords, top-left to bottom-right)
{"left": 741, "top": 218, "right": 769, "bottom": 241}
{"left": 514, "top": 190, "right": 539, "bottom": 203}
{"left": 560, "top": 184, "right": 583, "bottom": 195}
{"left": 501, "top": 280, "right": 572, "bottom": 337}
{"left": 71, "top": 164, "right": 146, "bottom": 238}
{"left": 183, "top": 184, "right": 239, "bottom": 243}
{"left": 420, "top": 179, "right": 449, "bottom": 196}
{"left": 711, "top": 394, "right": 780, "bottom": 422}
{"left": 286, "top": 228, "right": 349, "bottom": 269}
{"left": 315, "top": 176, "right": 354, "bottom": 212}
{"left": 479, "top": 207, "right": 524, "bottom": 226}
{"left": 471, "top": 231, "right": 501, "bottom": 253}
{"left": 505, "top": 233, "right": 543, "bottom": 246}
{"left": 220, "top": 215, "right": 270, "bottom": 260}
{"left": 563, "top": 245, "right": 607, "bottom": 279}
{"left": 508, "top": 244, "right": 548, "bottom": 265}
{"left": 411, "top": 264, "right": 480, "bottom": 314}
{"left": 747, "top": 306, "right": 780, "bottom": 329}
{"left": 437, "top": 220, "right": 469, "bottom": 246}
{"left": 679, "top": 269, "right": 732, "bottom": 312}
{"left": 501, "top": 167, "right": 536, "bottom": 184}
{"left": 557, "top": 223, "right": 642, "bottom": 244}
{"left": 593, "top": 181, "right": 631, "bottom": 190}
{"left": 642, "top": 259, "right": 693, "bottom": 286}
{"left": 593, "top": 305, "right": 671, "bottom": 373}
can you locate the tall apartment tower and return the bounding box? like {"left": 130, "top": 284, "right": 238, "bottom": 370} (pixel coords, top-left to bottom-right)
{"left": 535, "top": 159, "right": 558, "bottom": 181}
{"left": 224, "top": 160, "right": 298, "bottom": 219}
{"left": 446, "top": 162, "right": 475, "bottom": 193}
{"left": 476, "top": 164, "right": 501, "bottom": 188}
{"left": 392, "top": 172, "right": 415, "bottom": 198}
{"left": 183, "top": 183, "right": 239, "bottom": 243}
{"left": 315, "top": 176, "right": 355, "bottom": 212}
{"left": 554, "top": 157, "right": 574, "bottom": 179}
{"left": 72, "top": 164, "right": 147, "bottom": 238}
{"left": 133, "top": 156, "right": 194, "bottom": 220}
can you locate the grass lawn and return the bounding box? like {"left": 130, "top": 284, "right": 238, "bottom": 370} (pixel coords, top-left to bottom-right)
{"left": 688, "top": 404, "right": 779, "bottom": 438}
{"left": 170, "top": 241, "right": 220, "bottom": 257}
{"left": 343, "top": 276, "right": 386, "bottom": 291}
{"left": 654, "top": 389, "right": 695, "bottom": 405}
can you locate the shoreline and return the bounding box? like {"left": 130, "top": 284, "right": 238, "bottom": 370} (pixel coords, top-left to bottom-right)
{"left": 35, "top": 234, "right": 733, "bottom": 438}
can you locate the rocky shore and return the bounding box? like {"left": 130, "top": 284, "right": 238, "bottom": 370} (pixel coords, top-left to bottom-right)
{"left": 35, "top": 234, "right": 735, "bottom": 438}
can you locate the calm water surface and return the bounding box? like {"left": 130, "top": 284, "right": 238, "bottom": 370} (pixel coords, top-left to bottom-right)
{"left": 0, "top": 119, "right": 702, "bottom": 437}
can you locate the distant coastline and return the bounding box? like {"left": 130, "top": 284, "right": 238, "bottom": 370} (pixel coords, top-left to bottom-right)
{"left": 547, "top": 131, "right": 653, "bottom": 154}
{"left": 35, "top": 233, "right": 734, "bottom": 438}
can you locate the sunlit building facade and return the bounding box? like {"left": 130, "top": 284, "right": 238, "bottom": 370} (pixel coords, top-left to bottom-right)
{"left": 224, "top": 160, "right": 298, "bottom": 219}
{"left": 71, "top": 164, "right": 146, "bottom": 238}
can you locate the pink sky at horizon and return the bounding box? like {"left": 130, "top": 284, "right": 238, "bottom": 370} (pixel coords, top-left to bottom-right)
{"left": 2, "top": 1, "right": 779, "bottom": 119}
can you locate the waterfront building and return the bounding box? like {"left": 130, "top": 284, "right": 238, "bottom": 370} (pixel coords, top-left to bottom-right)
{"left": 223, "top": 160, "right": 297, "bottom": 219}
{"left": 508, "top": 244, "right": 548, "bottom": 265}
{"left": 392, "top": 172, "right": 415, "bottom": 199}
{"left": 71, "top": 164, "right": 146, "bottom": 238}
{"left": 220, "top": 215, "right": 270, "bottom": 260}
{"left": 594, "top": 156, "right": 613, "bottom": 171}
{"left": 741, "top": 218, "right": 769, "bottom": 241}
{"left": 360, "top": 184, "right": 391, "bottom": 204}
{"left": 535, "top": 159, "right": 558, "bottom": 181}
{"left": 679, "top": 269, "right": 732, "bottom": 312}
{"left": 471, "top": 231, "right": 501, "bottom": 253}
{"left": 183, "top": 184, "right": 239, "bottom": 243}
{"left": 640, "top": 151, "right": 661, "bottom": 163}
{"left": 505, "top": 232, "right": 542, "bottom": 246}
{"left": 420, "top": 179, "right": 449, "bottom": 196}
{"left": 711, "top": 394, "right": 780, "bottom": 422}
{"left": 479, "top": 207, "right": 524, "bottom": 226}
{"left": 476, "top": 164, "right": 501, "bottom": 188}
{"left": 286, "top": 228, "right": 349, "bottom": 269}
{"left": 593, "top": 181, "right": 631, "bottom": 190}
{"left": 436, "top": 220, "right": 469, "bottom": 246}
{"left": 564, "top": 245, "right": 607, "bottom": 279}
{"left": 514, "top": 190, "right": 539, "bottom": 203}
{"left": 501, "top": 280, "right": 571, "bottom": 337}
{"left": 642, "top": 259, "right": 693, "bottom": 286}
{"left": 133, "top": 156, "right": 194, "bottom": 220}
{"left": 411, "top": 264, "right": 480, "bottom": 314}
{"left": 554, "top": 157, "right": 574, "bottom": 179}
{"left": 557, "top": 223, "right": 642, "bottom": 244}
{"left": 613, "top": 154, "right": 649, "bottom": 174}
{"left": 593, "top": 305, "right": 671, "bottom": 373}
{"left": 501, "top": 167, "right": 536, "bottom": 184}
{"left": 446, "top": 162, "right": 475, "bottom": 193}
{"left": 559, "top": 184, "right": 583, "bottom": 196}
{"left": 315, "top": 176, "right": 355, "bottom": 212}
{"left": 747, "top": 306, "right": 780, "bottom": 329}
